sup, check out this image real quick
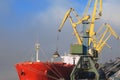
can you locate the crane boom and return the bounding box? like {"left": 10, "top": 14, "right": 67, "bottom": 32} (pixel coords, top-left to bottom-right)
{"left": 57, "top": 0, "right": 119, "bottom": 80}
{"left": 88, "top": 0, "right": 102, "bottom": 46}
{"left": 97, "top": 34, "right": 111, "bottom": 53}
{"left": 105, "top": 23, "right": 120, "bottom": 39}
{"left": 69, "top": 15, "right": 90, "bottom": 45}
{"left": 83, "top": 0, "right": 92, "bottom": 17}
{"left": 93, "top": 23, "right": 120, "bottom": 53}
{"left": 58, "top": 0, "right": 119, "bottom": 54}
{"left": 89, "top": 0, "right": 98, "bottom": 45}
{"left": 99, "top": 0, "right": 102, "bottom": 16}
{"left": 58, "top": 7, "right": 90, "bottom": 45}
{"left": 58, "top": 8, "right": 73, "bottom": 32}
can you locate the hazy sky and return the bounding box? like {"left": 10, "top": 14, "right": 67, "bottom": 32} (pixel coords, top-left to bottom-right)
{"left": 0, "top": 0, "right": 120, "bottom": 80}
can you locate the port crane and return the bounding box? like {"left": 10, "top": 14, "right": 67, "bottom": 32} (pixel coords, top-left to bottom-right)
{"left": 58, "top": 0, "right": 119, "bottom": 55}
{"left": 58, "top": 0, "right": 103, "bottom": 52}
{"left": 58, "top": 8, "right": 90, "bottom": 45}
{"left": 58, "top": 0, "right": 119, "bottom": 80}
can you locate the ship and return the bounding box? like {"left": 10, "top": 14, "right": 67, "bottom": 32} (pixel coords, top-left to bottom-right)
{"left": 16, "top": 61, "right": 74, "bottom": 80}
{"left": 15, "top": 43, "right": 76, "bottom": 80}
{"left": 15, "top": 0, "right": 120, "bottom": 80}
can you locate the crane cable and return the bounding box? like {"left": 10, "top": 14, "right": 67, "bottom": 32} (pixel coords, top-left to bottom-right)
{"left": 56, "top": 33, "right": 59, "bottom": 52}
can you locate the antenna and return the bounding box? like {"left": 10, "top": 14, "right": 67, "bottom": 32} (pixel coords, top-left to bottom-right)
{"left": 35, "top": 43, "right": 40, "bottom": 62}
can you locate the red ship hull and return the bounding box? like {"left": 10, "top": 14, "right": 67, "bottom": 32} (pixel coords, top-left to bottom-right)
{"left": 15, "top": 61, "right": 74, "bottom": 80}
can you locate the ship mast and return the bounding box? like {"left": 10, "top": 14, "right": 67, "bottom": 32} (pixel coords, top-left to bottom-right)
{"left": 35, "top": 43, "right": 40, "bottom": 62}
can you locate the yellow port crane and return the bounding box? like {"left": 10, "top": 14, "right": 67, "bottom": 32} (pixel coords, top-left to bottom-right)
{"left": 58, "top": 0, "right": 119, "bottom": 80}
{"left": 58, "top": 0, "right": 102, "bottom": 45}
{"left": 58, "top": 0, "right": 119, "bottom": 55}
{"left": 83, "top": 0, "right": 120, "bottom": 55}
{"left": 83, "top": 0, "right": 119, "bottom": 54}
{"left": 58, "top": 8, "right": 90, "bottom": 45}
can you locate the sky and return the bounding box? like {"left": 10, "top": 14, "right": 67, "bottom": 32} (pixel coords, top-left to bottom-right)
{"left": 0, "top": 0, "right": 120, "bottom": 80}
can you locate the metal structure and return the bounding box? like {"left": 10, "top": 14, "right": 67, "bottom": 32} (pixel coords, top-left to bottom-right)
{"left": 58, "top": 0, "right": 119, "bottom": 80}
{"left": 103, "top": 58, "right": 120, "bottom": 79}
